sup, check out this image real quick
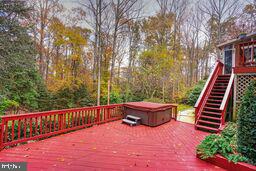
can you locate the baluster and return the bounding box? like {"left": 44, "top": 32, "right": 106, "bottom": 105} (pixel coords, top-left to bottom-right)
{"left": 23, "top": 119, "right": 26, "bottom": 138}
{"left": 82, "top": 111, "right": 85, "bottom": 125}
{"left": 77, "top": 111, "right": 80, "bottom": 126}
{"left": 46, "top": 116, "right": 48, "bottom": 133}
{"left": 87, "top": 110, "right": 90, "bottom": 124}
{"left": 107, "top": 108, "right": 110, "bottom": 119}
{"left": 71, "top": 112, "right": 74, "bottom": 127}
{"left": 5, "top": 121, "right": 8, "bottom": 142}
{"left": 97, "top": 108, "right": 100, "bottom": 123}
{"left": 18, "top": 119, "right": 21, "bottom": 139}
{"left": 35, "top": 117, "right": 38, "bottom": 135}
{"left": 67, "top": 113, "right": 70, "bottom": 128}
{"left": 63, "top": 113, "right": 66, "bottom": 129}
{"left": 30, "top": 118, "right": 32, "bottom": 137}
{"left": 53, "top": 115, "right": 56, "bottom": 131}
{"left": 11, "top": 120, "right": 14, "bottom": 141}
{"left": 49, "top": 115, "right": 52, "bottom": 132}
{"left": 40, "top": 116, "right": 43, "bottom": 134}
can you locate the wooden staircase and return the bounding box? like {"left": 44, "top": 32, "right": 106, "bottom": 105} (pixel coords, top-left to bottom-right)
{"left": 195, "top": 74, "right": 230, "bottom": 132}
{"left": 194, "top": 60, "right": 234, "bottom": 133}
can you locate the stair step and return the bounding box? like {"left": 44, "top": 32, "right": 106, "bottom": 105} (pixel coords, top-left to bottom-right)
{"left": 205, "top": 103, "right": 221, "bottom": 107}
{"left": 217, "top": 78, "right": 230, "bottom": 80}
{"left": 207, "top": 99, "right": 222, "bottom": 103}
{"left": 204, "top": 107, "right": 221, "bottom": 111}
{"left": 213, "top": 86, "right": 227, "bottom": 89}
{"left": 210, "top": 92, "right": 225, "bottom": 95}
{"left": 212, "top": 89, "right": 226, "bottom": 92}
{"left": 122, "top": 119, "right": 137, "bottom": 126}
{"left": 210, "top": 92, "right": 225, "bottom": 96}
{"left": 198, "top": 120, "right": 220, "bottom": 126}
{"left": 215, "top": 83, "right": 228, "bottom": 85}
{"left": 196, "top": 125, "right": 219, "bottom": 132}
{"left": 202, "top": 111, "right": 221, "bottom": 115}
{"left": 219, "top": 74, "right": 231, "bottom": 77}
{"left": 201, "top": 115, "right": 221, "bottom": 120}
{"left": 216, "top": 79, "right": 229, "bottom": 82}
{"left": 218, "top": 76, "right": 231, "bottom": 79}
{"left": 126, "top": 115, "right": 141, "bottom": 121}
{"left": 209, "top": 95, "right": 224, "bottom": 99}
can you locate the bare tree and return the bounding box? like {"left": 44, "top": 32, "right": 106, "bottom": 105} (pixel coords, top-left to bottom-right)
{"left": 199, "top": 0, "right": 240, "bottom": 57}
{"left": 109, "top": 0, "right": 141, "bottom": 92}
{"left": 79, "top": 0, "right": 109, "bottom": 105}
{"left": 29, "top": 0, "right": 63, "bottom": 80}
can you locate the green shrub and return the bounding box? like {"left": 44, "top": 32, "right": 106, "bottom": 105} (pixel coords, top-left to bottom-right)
{"left": 185, "top": 80, "right": 206, "bottom": 106}
{"left": 221, "top": 122, "right": 237, "bottom": 139}
{"left": 237, "top": 80, "right": 256, "bottom": 165}
{"left": 52, "top": 84, "right": 94, "bottom": 109}
{"left": 0, "top": 97, "right": 19, "bottom": 116}
{"left": 197, "top": 122, "right": 247, "bottom": 164}
{"left": 101, "top": 91, "right": 122, "bottom": 105}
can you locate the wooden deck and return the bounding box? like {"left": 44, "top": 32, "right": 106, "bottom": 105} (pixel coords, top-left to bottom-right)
{"left": 0, "top": 120, "right": 224, "bottom": 170}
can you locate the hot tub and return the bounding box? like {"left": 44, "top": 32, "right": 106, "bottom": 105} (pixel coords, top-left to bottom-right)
{"left": 123, "top": 102, "right": 177, "bottom": 127}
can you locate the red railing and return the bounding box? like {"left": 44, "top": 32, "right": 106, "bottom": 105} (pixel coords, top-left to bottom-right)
{"left": 194, "top": 60, "right": 224, "bottom": 124}
{"left": 219, "top": 73, "right": 234, "bottom": 125}
{"left": 0, "top": 104, "right": 123, "bottom": 149}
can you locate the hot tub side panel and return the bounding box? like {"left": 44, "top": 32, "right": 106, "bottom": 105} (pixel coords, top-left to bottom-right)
{"left": 124, "top": 107, "right": 172, "bottom": 126}
{"left": 124, "top": 107, "right": 149, "bottom": 125}
{"left": 149, "top": 109, "right": 172, "bottom": 126}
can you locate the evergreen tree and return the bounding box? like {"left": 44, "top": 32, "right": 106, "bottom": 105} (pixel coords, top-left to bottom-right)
{"left": 0, "top": 0, "right": 48, "bottom": 111}
{"left": 237, "top": 80, "right": 256, "bottom": 165}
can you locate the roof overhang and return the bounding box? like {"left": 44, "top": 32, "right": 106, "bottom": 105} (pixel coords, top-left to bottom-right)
{"left": 217, "top": 32, "right": 256, "bottom": 49}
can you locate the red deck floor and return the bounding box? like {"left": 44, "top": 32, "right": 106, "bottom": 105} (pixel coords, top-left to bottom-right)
{"left": 0, "top": 120, "right": 224, "bottom": 171}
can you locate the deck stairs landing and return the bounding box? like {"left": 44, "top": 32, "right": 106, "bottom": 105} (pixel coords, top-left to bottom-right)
{"left": 195, "top": 74, "right": 231, "bottom": 132}
{"left": 122, "top": 115, "right": 141, "bottom": 126}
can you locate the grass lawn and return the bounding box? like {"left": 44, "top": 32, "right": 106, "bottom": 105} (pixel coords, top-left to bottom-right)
{"left": 178, "top": 104, "right": 193, "bottom": 112}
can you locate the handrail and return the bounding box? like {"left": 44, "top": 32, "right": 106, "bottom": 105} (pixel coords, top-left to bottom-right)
{"left": 194, "top": 60, "right": 223, "bottom": 108}
{"left": 1, "top": 104, "right": 122, "bottom": 120}
{"left": 194, "top": 60, "right": 224, "bottom": 123}
{"left": 220, "top": 73, "right": 234, "bottom": 110}
{"left": 0, "top": 104, "right": 123, "bottom": 149}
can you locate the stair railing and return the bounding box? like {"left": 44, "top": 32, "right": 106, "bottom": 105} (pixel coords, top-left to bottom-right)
{"left": 194, "top": 60, "right": 224, "bottom": 124}
{"left": 219, "top": 73, "right": 234, "bottom": 125}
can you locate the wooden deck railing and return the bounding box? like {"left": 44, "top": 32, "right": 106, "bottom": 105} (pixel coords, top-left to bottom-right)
{"left": 0, "top": 104, "right": 123, "bottom": 149}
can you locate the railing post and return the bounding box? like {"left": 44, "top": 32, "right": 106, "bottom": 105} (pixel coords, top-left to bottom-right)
{"left": 174, "top": 106, "right": 177, "bottom": 121}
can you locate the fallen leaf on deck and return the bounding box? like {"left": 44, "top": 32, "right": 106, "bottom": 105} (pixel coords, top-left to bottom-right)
{"left": 24, "top": 148, "right": 30, "bottom": 151}
{"left": 57, "top": 157, "right": 65, "bottom": 162}
{"left": 24, "top": 155, "right": 29, "bottom": 158}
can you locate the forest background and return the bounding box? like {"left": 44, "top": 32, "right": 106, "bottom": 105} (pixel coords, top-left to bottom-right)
{"left": 0, "top": 0, "right": 256, "bottom": 115}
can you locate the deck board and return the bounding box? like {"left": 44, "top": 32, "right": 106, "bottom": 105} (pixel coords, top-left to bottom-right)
{"left": 0, "top": 120, "right": 224, "bottom": 170}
